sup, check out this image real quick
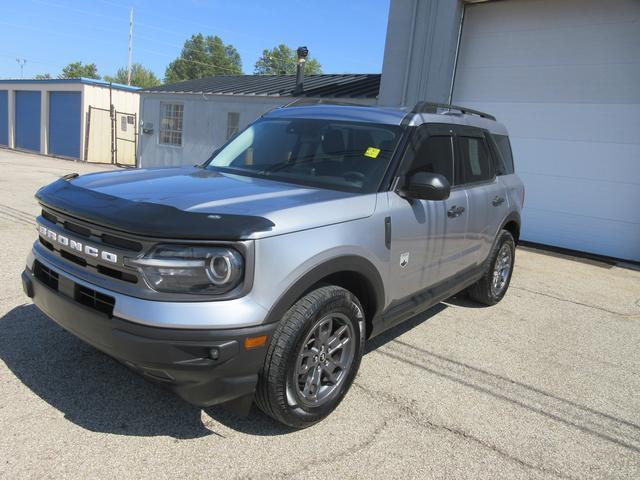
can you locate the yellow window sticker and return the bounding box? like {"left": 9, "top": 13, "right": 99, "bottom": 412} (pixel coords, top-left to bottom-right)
{"left": 364, "top": 147, "right": 381, "bottom": 159}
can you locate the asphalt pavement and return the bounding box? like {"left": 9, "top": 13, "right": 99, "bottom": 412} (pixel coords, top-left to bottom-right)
{"left": 1, "top": 149, "right": 639, "bottom": 479}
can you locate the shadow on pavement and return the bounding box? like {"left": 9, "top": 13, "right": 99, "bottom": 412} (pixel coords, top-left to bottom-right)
{"left": 1, "top": 299, "right": 525, "bottom": 440}
{"left": 0, "top": 304, "right": 292, "bottom": 439}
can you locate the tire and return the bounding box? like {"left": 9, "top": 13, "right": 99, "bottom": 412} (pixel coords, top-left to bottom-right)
{"left": 467, "top": 229, "right": 516, "bottom": 306}
{"left": 255, "top": 285, "right": 365, "bottom": 428}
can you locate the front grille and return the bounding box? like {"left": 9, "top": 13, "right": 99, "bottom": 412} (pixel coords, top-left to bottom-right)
{"left": 39, "top": 236, "right": 54, "bottom": 251}
{"left": 101, "top": 233, "right": 142, "bottom": 252}
{"left": 41, "top": 209, "right": 57, "bottom": 224}
{"left": 74, "top": 284, "right": 115, "bottom": 316}
{"left": 64, "top": 221, "right": 91, "bottom": 237}
{"left": 39, "top": 207, "right": 141, "bottom": 286}
{"left": 97, "top": 264, "right": 137, "bottom": 283}
{"left": 60, "top": 249, "right": 87, "bottom": 267}
{"left": 34, "top": 260, "right": 59, "bottom": 290}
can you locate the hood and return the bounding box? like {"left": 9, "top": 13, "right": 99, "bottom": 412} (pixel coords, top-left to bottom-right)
{"left": 36, "top": 167, "right": 377, "bottom": 240}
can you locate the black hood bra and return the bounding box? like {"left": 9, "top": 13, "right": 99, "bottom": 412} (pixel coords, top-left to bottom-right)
{"left": 36, "top": 178, "right": 275, "bottom": 240}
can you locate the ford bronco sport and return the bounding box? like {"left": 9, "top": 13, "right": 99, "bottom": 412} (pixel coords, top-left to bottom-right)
{"left": 22, "top": 101, "right": 523, "bottom": 428}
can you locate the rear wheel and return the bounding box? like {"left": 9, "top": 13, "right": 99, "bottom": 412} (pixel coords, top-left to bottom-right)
{"left": 467, "top": 230, "right": 515, "bottom": 305}
{"left": 255, "top": 285, "right": 365, "bottom": 428}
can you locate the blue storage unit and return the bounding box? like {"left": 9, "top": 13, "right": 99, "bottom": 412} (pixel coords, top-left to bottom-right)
{"left": 15, "top": 90, "right": 41, "bottom": 152}
{"left": 0, "top": 90, "right": 7, "bottom": 146}
{"left": 48, "top": 91, "right": 81, "bottom": 159}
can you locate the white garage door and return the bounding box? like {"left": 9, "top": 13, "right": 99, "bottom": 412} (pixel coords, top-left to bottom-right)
{"left": 452, "top": 0, "right": 640, "bottom": 261}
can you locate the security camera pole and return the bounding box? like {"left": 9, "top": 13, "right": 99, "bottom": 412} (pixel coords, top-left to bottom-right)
{"left": 293, "top": 46, "right": 308, "bottom": 95}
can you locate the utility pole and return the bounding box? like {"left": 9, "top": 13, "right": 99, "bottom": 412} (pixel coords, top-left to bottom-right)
{"left": 16, "top": 58, "right": 27, "bottom": 78}
{"left": 127, "top": 8, "right": 133, "bottom": 85}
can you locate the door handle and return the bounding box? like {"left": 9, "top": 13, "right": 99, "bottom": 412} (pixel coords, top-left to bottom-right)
{"left": 492, "top": 196, "right": 505, "bottom": 206}
{"left": 447, "top": 205, "right": 465, "bottom": 218}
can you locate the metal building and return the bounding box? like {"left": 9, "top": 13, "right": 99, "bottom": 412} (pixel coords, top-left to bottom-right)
{"left": 138, "top": 74, "right": 380, "bottom": 168}
{"left": 379, "top": 0, "right": 640, "bottom": 261}
{"left": 0, "top": 78, "right": 140, "bottom": 165}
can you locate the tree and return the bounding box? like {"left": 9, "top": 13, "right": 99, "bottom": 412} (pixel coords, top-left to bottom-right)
{"left": 104, "top": 63, "right": 160, "bottom": 88}
{"left": 35, "top": 73, "right": 51, "bottom": 80}
{"left": 60, "top": 62, "right": 100, "bottom": 79}
{"left": 164, "top": 34, "right": 242, "bottom": 83}
{"left": 254, "top": 44, "right": 322, "bottom": 75}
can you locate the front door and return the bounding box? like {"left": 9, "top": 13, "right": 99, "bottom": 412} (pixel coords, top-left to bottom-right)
{"left": 387, "top": 124, "right": 470, "bottom": 304}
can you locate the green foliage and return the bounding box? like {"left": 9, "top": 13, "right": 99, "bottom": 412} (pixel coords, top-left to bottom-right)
{"left": 60, "top": 61, "right": 100, "bottom": 79}
{"left": 164, "top": 34, "right": 242, "bottom": 83}
{"left": 254, "top": 44, "right": 322, "bottom": 75}
{"left": 35, "top": 73, "right": 51, "bottom": 80}
{"left": 104, "top": 63, "right": 160, "bottom": 88}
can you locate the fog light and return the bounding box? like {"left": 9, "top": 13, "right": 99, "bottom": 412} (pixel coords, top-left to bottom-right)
{"left": 209, "top": 347, "right": 220, "bottom": 360}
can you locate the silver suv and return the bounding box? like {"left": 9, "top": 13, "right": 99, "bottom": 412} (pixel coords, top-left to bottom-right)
{"left": 22, "top": 101, "right": 524, "bottom": 428}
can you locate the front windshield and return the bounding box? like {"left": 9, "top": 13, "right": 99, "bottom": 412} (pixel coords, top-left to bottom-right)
{"left": 206, "top": 118, "right": 401, "bottom": 193}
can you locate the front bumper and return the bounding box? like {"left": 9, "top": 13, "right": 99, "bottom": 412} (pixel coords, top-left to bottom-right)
{"left": 22, "top": 266, "right": 277, "bottom": 407}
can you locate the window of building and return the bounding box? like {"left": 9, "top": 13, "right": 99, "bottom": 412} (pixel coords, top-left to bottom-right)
{"left": 120, "top": 115, "right": 127, "bottom": 132}
{"left": 403, "top": 130, "right": 454, "bottom": 185}
{"left": 458, "top": 136, "right": 493, "bottom": 183}
{"left": 159, "top": 103, "right": 183, "bottom": 146}
{"left": 226, "top": 112, "right": 240, "bottom": 140}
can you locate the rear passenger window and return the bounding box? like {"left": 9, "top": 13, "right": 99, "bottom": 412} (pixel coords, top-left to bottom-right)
{"left": 458, "top": 137, "right": 493, "bottom": 184}
{"left": 403, "top": 133, "right": 454, "bottom": 185}
{"left": 491, "top": 134, "right": 515, "bottom": 174}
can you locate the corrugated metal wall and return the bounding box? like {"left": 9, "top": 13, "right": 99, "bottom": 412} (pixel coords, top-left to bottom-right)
{"left": 14, "top": 91, "right": 41, "bottom": 152}
{"left": 0, "top": 90, "right": 7, "bottom": 146}
{"left": 48, "top": 91, "right": 81, "bottom": 159}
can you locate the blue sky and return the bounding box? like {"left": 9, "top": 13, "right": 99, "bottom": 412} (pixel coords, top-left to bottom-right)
{"left": 0, "top": 0, "right": 391, "bottom": 80}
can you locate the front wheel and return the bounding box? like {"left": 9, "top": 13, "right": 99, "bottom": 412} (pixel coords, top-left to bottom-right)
{"left": 255, "top": 286, "right": 365, "bottom": 428}
{"left": 467, "top": 229, "right": 515, "bottom": 306}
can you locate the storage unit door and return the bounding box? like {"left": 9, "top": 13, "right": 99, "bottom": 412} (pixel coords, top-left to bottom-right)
{"left": 0, "top": 90, "right": 8, "bottom": 146}
{"left": 48, "top": 91, "right": 81, "bottom": 159}
{"left": 15, "top": 90, "right": 41, "bottom": 152}
{"left": 452, "top": 0, "right": 640, "bottom": 261}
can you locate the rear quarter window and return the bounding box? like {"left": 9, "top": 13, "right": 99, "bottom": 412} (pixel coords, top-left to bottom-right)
{"left": 491, "top": 134, "right": 515, "bottom": 174}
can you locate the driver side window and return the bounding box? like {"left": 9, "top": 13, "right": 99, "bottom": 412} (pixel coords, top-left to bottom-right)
{"left": 402, "top": 128, "right": 454, "bottom": 185}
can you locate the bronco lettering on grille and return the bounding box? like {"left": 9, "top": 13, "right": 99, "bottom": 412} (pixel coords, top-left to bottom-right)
{"left": 38, "top": 224, "right": 118, "bottom": 264}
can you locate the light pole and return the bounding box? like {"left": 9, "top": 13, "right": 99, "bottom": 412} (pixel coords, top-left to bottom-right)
{"left": 16, "top": 58, "right": 27, "bottom": 78}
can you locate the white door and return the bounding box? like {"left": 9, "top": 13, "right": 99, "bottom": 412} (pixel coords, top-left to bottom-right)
{"left": 453, "top": 0, "right": 640, "bottom": 261}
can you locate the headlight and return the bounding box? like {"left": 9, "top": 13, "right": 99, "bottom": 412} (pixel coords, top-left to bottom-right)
{"left": 125, "top": 245, "right": 244, "bottom": 295}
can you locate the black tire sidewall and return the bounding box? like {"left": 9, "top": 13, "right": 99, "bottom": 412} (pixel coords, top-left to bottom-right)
{"left": 278, "top": 288, "right": 364, "bottom": 426}
{"left": 488, "top": 231, "right": 516, "bottom": 303}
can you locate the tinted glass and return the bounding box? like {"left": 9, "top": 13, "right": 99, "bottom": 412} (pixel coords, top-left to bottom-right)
{"left": 403, "top": 132, "right": 454, "bottom": 185}
{"left": 492, "top": 134, "right": 515, "bottom": 174}
{"left": 206, "top": 118, "right": 401, "bottom": 193}
{"left": 458, "top": 136, "right": 493, "bottom": 183}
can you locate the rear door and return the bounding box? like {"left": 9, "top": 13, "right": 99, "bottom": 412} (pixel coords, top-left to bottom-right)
{"left": 387, "top": 124, "right": 470, "bottom": 303}
{"left": 455, "top": 126, "right": 509, "bottom": 267}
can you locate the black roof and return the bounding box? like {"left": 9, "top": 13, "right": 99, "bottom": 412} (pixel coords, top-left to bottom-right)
{"left": 143, "top": 74, "right": 380, "bottom": 99}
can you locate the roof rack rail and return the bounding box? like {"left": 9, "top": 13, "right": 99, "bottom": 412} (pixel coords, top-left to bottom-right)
{"left": 411, "top": 101, "right": 496, "bottom": 121}
{"left": 282, "top": 98, "right": 372, "bottom": 108}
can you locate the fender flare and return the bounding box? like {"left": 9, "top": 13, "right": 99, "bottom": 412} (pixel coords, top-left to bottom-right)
{"left": 499, "top": 210, "right": 521, "bottom": 243}
{"left": 263, "top": 255, "right": 385, "bottom": 326}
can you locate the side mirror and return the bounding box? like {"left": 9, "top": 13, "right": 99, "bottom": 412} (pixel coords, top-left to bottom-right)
{"left": 400, "top": 172, "right": 451, "bottom": 201}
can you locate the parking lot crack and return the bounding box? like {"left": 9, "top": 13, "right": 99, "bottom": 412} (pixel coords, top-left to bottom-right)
{"left": 512, "top": 286, "right": 633, "bottom": 317}
{"left": 353, "top": 382, "right": 580, "bottom": 480}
